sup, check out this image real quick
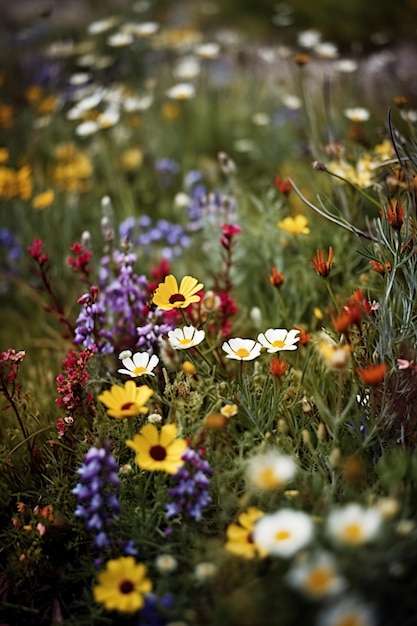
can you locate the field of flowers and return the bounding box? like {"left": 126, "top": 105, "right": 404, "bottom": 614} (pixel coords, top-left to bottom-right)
{"left": 1, "top": 2, "right": 417, "bottom": 625}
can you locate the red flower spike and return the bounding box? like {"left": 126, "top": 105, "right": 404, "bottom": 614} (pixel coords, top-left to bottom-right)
{"left": 312, "top": 246, "right": 333, "bottom": 277}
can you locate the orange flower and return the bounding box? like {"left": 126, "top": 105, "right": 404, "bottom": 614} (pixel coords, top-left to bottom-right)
{"left": 270, "top": 357, "right": 287, "bottom": 378}
{"left": 293, "top": 325, "right": 311, "bottom": 345}
{"left": 332, "top": 289, "right": 372, "bottom": 334}
{"left": 274, "top": 175, "right": 292, "bottom": 195}
{"left": 357, "top": 363, "right": 388, "bottom": 385}
{"left": 312, "top": 247, "right": 333, "bottom": 278}
{"left": 385, "top": 200, "right": 403, "bottom": 230}
{"left": 369, "top": 260, "right": 391, "bottom": 274}
{"left": 270, "top": 267, "right": 284, "bottom": 288}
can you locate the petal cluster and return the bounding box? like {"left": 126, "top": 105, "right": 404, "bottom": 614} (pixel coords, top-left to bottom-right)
{"left": 126, "top": 423, "right": 187, "bottom": 474}
{"left": 152, "top": 274, "right": 203, "bottom": 310}
{"left": 98, "top": 380, "right": 153, "bottom": 419}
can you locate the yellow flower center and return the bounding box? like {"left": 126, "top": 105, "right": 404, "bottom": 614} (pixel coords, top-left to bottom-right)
{"left": 179, "top": 338, "right": 193, "bottom": 345}
{"left": 338, "top": 616, "right": 363, "bottom": 626}
{"left": 343, "top": 523, "right": 363, "bottom": 543}
{"left": 169, "top": 293, "right": 186, "bottom": 305}
{"left": 235, "top": 348, "right": 250, "bottom": 358}
{"left": 275, "top": 530, "right": 291, "bottom": 541}
{"left": 305, "top": 568, "right": 332, "bottom": 593}
{"left": 119, "top": 580, "right": 134, "bottom": 594}
{"left": 256, "top": 467, "right": 280, "bottom": 490}
{"left": 133, "top": 366, "right": 148, "bottom": 375}
{"left": 150, "top": 445, "right": 167, "bottom": 461}
{"left": 272, "top": 340, "right": 286, "bottom": 349}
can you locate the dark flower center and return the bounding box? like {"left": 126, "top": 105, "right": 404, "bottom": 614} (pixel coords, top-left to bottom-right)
{"left": 119, "top": 580, "right": 134, "bottom": 594}
{"left": 247, "top": 532, "right": 254, "bottom": 544}
{"left": 169, "top": 293, "right": 186, "bottom": 304}
{"left": 121, "top": 402, "right": 135, "bottom": 411}
{"left": 150, "top": 444, "right": 167, "bottom": 461}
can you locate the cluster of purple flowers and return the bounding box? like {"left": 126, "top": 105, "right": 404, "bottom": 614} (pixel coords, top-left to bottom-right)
{"left": 136, "top": 310, "right": 175, "bottom": 354}
{"left": 73, "top": 286, "right": 114, "bottom": 354}
{"left": 73, "top": 440, "right": 122, "bottom": 550}
{"left": 165, "top": 448, "right": 212, "bottom": 522}
{"left": 118, "top": 215, "right": 191, "bottom": 262}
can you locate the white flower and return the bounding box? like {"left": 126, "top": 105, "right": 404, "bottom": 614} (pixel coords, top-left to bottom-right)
{"left": 326, "top": 503, "right": 382, "bottom": 546}
{"left": 334, "top": 58, "right": 359, "bottom": 73}
{"left": 194, "top": 42, "right": 221, "bottom": 59}
{"left": 166, "top": 83, "right": 196, "bottom": 100}
{"left": 257, "top": 328, "right": 300, "bottom": 353}
{"left": 281, "top": 94, "right": 302, "bottom": 110}
{"left": 98, "top": 107, "right": 120, "bottom": 128}
{"left": 316, "top": 595, "right": 377, "bottom": 626}
{"left": 343, "top": 107, "right": 370, "bottom": 122}
{"left": 173, "top": 56, "right": 201, "bottom": 80}
{"left": 75, "top": 120, "right": 100, "bottom": 137}
{"left": 148, "top": 412, "right": 163, "bottom": 424}
{"left": 194, "top": 562, "right": 218, "bottom": 581}
{"left": 155, "top": 554, "right": 178, "bottom": 574}
{"left": 87, "top": 17, "right": 119, "bottom": 35}
{"left": 246, "top": 451, "right": 297, "bottom": 491}
{"left": 286, "top": 551, "right": 347, "bottom": 599}
{"left": 297, "top": 29, "right": 321, "bottom": 48}
{"left": 253, "top": 509, "right": 313, "bottom": 558}
{"left": 314, "top": 42, "right": 338, "bottom": 59}
{"left": 222, "top": 338, "right": 262, "bottom": 361}
{"left": 118, "top": 349, "right": 132, "bottom": 360}
{"left": 167, "top": 326, "right": 205, "bottom": 350}
{"left": 107, "top": 32, "right": 134, "bottom": 47}
{"left": 118, "top": 351, "right": 159, "bottom": 377}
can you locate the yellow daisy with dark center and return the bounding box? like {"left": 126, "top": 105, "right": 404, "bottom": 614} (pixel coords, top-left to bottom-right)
{"left": 93, "top": 556, "right": 152, "bottom": 614}
{"left": 152, "top": 274, "right": 203, "bottom": 310}
{"left": 126, "top": 423, "right": 187, "bottom": 474}
{"left": 98, "top": 380, "right": 153, "bottom": 419}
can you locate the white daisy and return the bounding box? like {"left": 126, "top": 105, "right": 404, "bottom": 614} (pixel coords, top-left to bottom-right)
{"left": 286, "top": 551, "right": 347, "bottom": 599}
{"left": 118, "top": 351, "right": 159, "bottom": 377}
{"left": 253, "top": 509, "right": 313, "bottom": 558}
{"left": 326, "top": 503, "right": 382, "bottom": 546}
{"left": 246, "top": 451, "right": 297, "bottom": 491}
{"left": 166, "top": 83, "right": 196, "bottom": 100}
{"left": 316, "top": 595, "right": 377, "bottom": 626}
{"left": 167, "top": 326, "right": 205, "bottom": 350}
{"left": 257, "top": 328, "right": 300, "bottom": 353}
{"left": 343, "top": 107, "right": 370, "bottom": 123}
{"left": 222, "top": 338, "right": 262, "bottom": 361}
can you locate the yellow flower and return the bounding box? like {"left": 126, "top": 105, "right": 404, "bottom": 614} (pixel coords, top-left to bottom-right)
{"left": 98, "top": 380, "right": 153, "bottom": 419}
{"left": 225, "top": 507, "right": 266, "bottom": 559}
{"left": 0, "top": 147, "right": 9, "bottom": 164}
{"left": 152, "top": 274, "right": 203, "bottom": 311}
{"left": 126, "top": 423, "right": 187, "bottom": 474}
{"left": 277, "top": 214, "right": 310, "bottom": 235}
{"left": 32, "top": 189, "right": 55, "bottom": 210}
{"left": 93, "top": 557, "right": 152, "bottom": 614}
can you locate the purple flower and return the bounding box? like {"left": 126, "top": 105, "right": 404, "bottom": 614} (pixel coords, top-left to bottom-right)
{"left": 165, "top": 448, "right": 212, "bottom": 522}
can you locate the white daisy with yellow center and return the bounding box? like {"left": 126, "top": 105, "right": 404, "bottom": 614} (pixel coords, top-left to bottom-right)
{"left": 326, "top": 503, "right": 382, "bottom": 546}
{"left": 257, "top": 328, "right": 300, "bottom": 353}
{"left": 286, "top": 551, "right": 347, "bottom": 599}
{"left": 165, "top": 83, "right": 196, "bottom": 100}
{"left": 222, "top": 337, "right": 262, "bottom": 361}
{"left": 246, "top": 451, "right": 298, "bottom": 491}
{"left": 118, "top": 351, "right": 159, "bottom": 377}
{"left": 253, "top": 509, "right": 313, "bottom": 558}
{"left": 316, "top": 595, "right": 376, "bottom": 626}
{"left": 167, "top": 326, "right": 205, "bottom": 350}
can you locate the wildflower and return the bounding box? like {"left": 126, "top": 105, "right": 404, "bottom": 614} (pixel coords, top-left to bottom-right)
{"left": 32, "top": 189, "right": 55, "bottom": 210}
{"left": 225, "top": 507, "right": 266, "bottom": 559}
{"left": 293, "top": 325, "right": 311, "bottom": 345}
{"left": 385, "top": 199, "right": 404, "bottom": 230}
{"left": 270, "top": 357, "right": 288, "bottom": 377}
{"left": 147, "top": 412, "right": 163, "bottom": 424}
{"left": 93, "top": 557, "right": 152, "bottom": 613}
{"left": 220, "top": 222, "right": 242, "bottom": 249}
{"left": 316, "top": 595, "right": 377, "bottom": 626}
{"left": 397, "top": 358, "right": 414, "bottom": 370}
{"left": 155, "top": 554, "right": 178, "bottom": 574}
{"left": 326, "top": 503, "right": 382, "bottom": 546}
{"left": 332, "top": 288, "right": 372, "bottom": 335}
{"left": 274, "top": 175, "right": 292, "bottom": 195}
{"left": 153, "top": 274, "right": 203, "bottom": 311}
{"left": 277, "top": 214, "right": 310, "bottom": 235}
{"left": 166, "top": 83, "right": 196, "bottom": 100}
{"left": 369, "top": 260, "right": 391, "bottom": 274}
{"left": 253, "top": 509, "right": 313, "bottom": 557}
{"left": 312, "top": 246, "right": 333, "bottom": 277}
{"left": 182, "top": 360, "right": 196, "bottom": 375}
{"left": 201, "top": 290, "right": 221, "bottom": 313}
{"left": 119, "top": 349, "right": 132, "bottom": 360}
{"left": 257, "top": 328, "right": 300, "bottom": 353}
{"left": 270, "top": 267, "right": 285, "bottom": 288}
{"left": 319, "top": 341, "right": 351, "bottom": 369}
{"left": 222, "top": 338, "right": 262, "bottom": 361}
{"left": 343, "top": 107, "right": 370, "bottom": 122}
{"left": 98, "top": 380, "right": 153, "bottom": 419}
{"left": 165, "top": 447, "right": 212, "bottom": 519}
{"left": 204, "top": 413, "right": 227, "bottom": 430}
{"left": 167, "top": 326, "right": 205, "bottom": 350}
{"left": 118, "top": 351, "right": 159, "bottom": 377}
{"left": 220, "top": 403, "right": 238, "bottom": 418}
{"left": 126, "top": 423, "right": 187, "bottom": 474}
{"left": 286, "top": 551, "right": 347, "bottom": 599}
{"left": 73, "top": 440, "right": 121, "bottom": 550}
{"left": 194, "top": 562, "right": 218, "bottom": 581}
{"left": 246, "top": 450, "right": 297, "bottom": 491}
{"left": 356, "top": 363, "right": 388, "bottom": 385}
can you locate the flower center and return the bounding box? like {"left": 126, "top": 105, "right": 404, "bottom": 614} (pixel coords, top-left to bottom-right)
{"left": 306, "top": 568, "right": 332, "bottom": 593}
{"left": 275, "top": 529, "right": 291, "bottom": 541}
{"left": 133, "top": 366, "right": 148, "bottom": 375}
{"left": 257, "top": 467, "right": 280, "bottom": 489}
{"left": 119, "top": 580, "right": 134, "bottom": 594}
{"left": 247, "top": 531, "right": 255, "bottom": 544}
{"left": 150, "top": 444, "right": 167, "bottom": 461}
{"left": 343, "top": 523, "right": 363, "bottom": 543}
{"left": 179, "top": 337, "right": 193, "bottom": 345}
{"left": 121, "top": 401, "right": 136, "bottom": 411}
{"left": 169, "top": 293, "right": 186, "bottom": 305}
{"left": 272, "top": 340, "right": 286, "bottom": 349}
{"left": 235, "top": 348, "right": 250, "bottom": 358}
{"left": 338, "top": 617, "right": 362, "bottom": 626}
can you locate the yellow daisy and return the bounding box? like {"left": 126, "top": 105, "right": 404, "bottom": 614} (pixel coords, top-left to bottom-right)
{"left": 93, "top": 557, "right": 152, "bottom": 614}
{"left": 32, "top": 189, "right": 55, "bottom": 210}
{"left": 225, "top": 507, "right": 266, "bottom": 559}
{"left": 277, "top": 214, "right": 310, "bottom": 235}
{"left": 152, "top": 274, "right": 203, "bottom": 310}
{"left": 98, "top": 380, "right": 153, "bottom": 419}
{"left": 126, "top": 423, "right": 187, "bottom": 474}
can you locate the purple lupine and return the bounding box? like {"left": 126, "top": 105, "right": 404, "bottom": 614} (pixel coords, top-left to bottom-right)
{"left": 165, "top": 448, "right": 212, "bottom": 522}
{"left": 72, "top": 440, "right": 121, "bottom": 549}
{"left": 73, "top": 286, "right": 114, "bottom": 354}
{"left": 136, "top": 310, "right": 175, "bottom": 354}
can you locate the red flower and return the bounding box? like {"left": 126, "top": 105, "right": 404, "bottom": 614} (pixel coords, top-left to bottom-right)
{"left": 332, "top": 288, "right": 372, "bottom": 334}
{"left": 369, "top": 260, "right": 391, "bottom": 274}
{"left": 385, "top": 200, "right": 403, "bottom": 230}
{"left": 269, "top": 267, "right": 285, "bottom": 288}
{"left": 270, "top": 357, "right": 287, "bottom": 378}
{"left": 357, "top": 363, "right": 388, "bottom": 385}
{"left": 274, "top": 175, "right": 292, "bottom": 195}
{"left": 312, "top": 246, "right": 333, "bottom": 277}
